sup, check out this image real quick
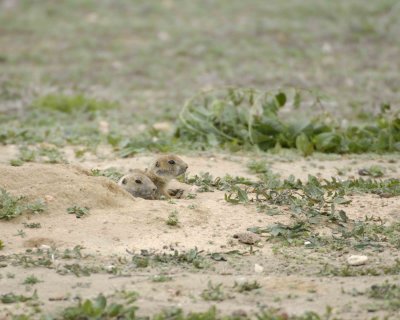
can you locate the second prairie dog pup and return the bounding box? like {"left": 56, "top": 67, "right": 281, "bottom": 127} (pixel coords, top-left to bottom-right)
{"left": 118, "top": 169, "right": 157, "bottom": 199}
{"left": 146, "top": 155, "right": 188, "bottom": 199}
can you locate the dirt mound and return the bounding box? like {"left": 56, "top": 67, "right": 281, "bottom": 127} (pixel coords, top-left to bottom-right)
{"left": 0, "top": 163, "right": 133, "bottom": 214}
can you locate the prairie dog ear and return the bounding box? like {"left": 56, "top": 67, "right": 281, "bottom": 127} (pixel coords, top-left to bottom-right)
{"left": 155, "top": 161, "right": 160, "bottom": 167}
{"left": 121, "top": 178, "right": 128, "bottom": 185}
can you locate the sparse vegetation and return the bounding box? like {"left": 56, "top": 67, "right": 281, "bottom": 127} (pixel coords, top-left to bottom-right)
{"left": 23, "top": 222, "right": 41, "bottom": 229}
{"left": 61, "top": 293, "right": 137, "bottom": 320}
{"left": 166, "top": 210, "right": 179, "bottom": 226}
{"left": 366, "top": 282, "right": 400, "bottom": 311}
{"left": 91, "top": 167, "right": 124, "bottom": 182}
{"left": 1, "top": 1, "right": 400, "bottom": 319}
{"left": 32, "top": 94, "right": 118, "bottom": 114}
{"left": 201, "top": 282, "right": 229, "bottom": 301}
{"left": 0, "top": 189, "right": 46, "bottom": 220}
{"left": 22, "top": 275, "right": 41, "bottom": 285}
{"left": 176, "top": 88, "right": 400, "bottom": 153}
{"left": 0, "top": 291, "right": 37, "bottom": 304}
{"left": 234, "top": 280, "right": 262, "bottom": 293}
{"left": 67, "top": 206, "right": 90, "bottom": 218}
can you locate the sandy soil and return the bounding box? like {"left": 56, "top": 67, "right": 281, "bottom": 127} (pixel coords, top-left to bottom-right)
{"left": 0, "top": 145, "right": 399, "bottom": 319}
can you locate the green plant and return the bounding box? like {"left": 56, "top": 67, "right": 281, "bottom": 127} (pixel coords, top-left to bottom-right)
{"left": 22, "top": 275, "right": 41, "bottom": 285}
{"left": 67, "top": 206, "right": 90, "bottom": 218}
{"left": 132, "top": 256, "right": 149, "bottom": 268}
{"left": 201, "top": 282, "right": 228, "bottom": 301}
{"left": 0, "top": 188, "right": 46, "bottom": 220}
{"left": 23, "top": 222, "right": 42, "bottom": 229}
{"left": 358, "top": 165, "right": 386, "bottom": 178}
{"left": 14, "top": 229, "right": 26, "bottom": 238}
{"left": 62, "top": 294, "right": 137, "bottom": 320}
{"left": 10, "top": 159, "right": 24, "bottom": 166}
{"left": 26, "top": 200, "right": 46, "bottom": 214}
{"left": 0, "top": 240, "right": 4, "bottom": 250}
{"left": 176, "top": 88, "right": 400, "bottom": 153}
{"left": 32, "top": 94, "right": 118, "bottom": 114}
{"left": 0, "top": 291, "right": 37, "bottom": 304}
{"left": 234, "top": 280, "right": 262, "bottom": 293}
{"left": 91, "top": 167, "right": 124, "bottom": 182}
{"left": 166, "top": 210, "right": 179, "bottom": 226}
{"left": 151, "top": 274, "right": 172, "bottom": 282}
{"left": 0, "top": 188, "right": 24, "bottom": 220}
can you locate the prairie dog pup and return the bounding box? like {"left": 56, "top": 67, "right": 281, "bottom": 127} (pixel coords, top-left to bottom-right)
{"left": 118, "top": 169, "right": 157, "bottom": 199}
{"left": 145, "top": 155, "right": 188, "bottom": 199}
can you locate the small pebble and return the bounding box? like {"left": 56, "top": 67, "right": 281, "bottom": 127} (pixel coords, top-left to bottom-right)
{"left": 254, "top": 263, "right": 264, "bottom": 273}
{"left": 347, "top": 255, "right": 368, "bottom": 266}
{"left": 234, "top": 232, "right": 261, "bottom": 245}
{"left": 44, "top": 195, "right": 55, "bottom": 202}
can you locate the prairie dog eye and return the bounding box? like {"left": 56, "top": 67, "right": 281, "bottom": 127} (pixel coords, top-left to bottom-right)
{"left": 135, "top": 179, "right": 142, "bottom": 184}
{"left": 168, "top": 160, "right": 175, "bottom": 165}
{"left": 122, "top": 178, "right": 127, "bottom": 185}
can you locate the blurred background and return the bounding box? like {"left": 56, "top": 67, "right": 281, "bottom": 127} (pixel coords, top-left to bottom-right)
{"left": 1, "top": 0, "right": 399, "bottom": 118}
{"left": 0, "top": 0, "right": 400, "bottom": 114}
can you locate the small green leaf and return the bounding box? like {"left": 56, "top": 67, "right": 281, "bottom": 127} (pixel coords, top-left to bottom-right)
{"left": 294, "top": 90, "right": 301, "bottom": 109}
{"left": 82, "top": 300, "right": 94, "bottom": 315}
{"left": 314, "top": 132, "right": 342, "bottom": 153}
{"left": 275, "top": 92, "right": 287, "bottom": 107}
{"left": 296, "top": 133, "right": 314, "bottom": 156}
{"left": 236, "top": 187, "right": 249, "bottom": 203}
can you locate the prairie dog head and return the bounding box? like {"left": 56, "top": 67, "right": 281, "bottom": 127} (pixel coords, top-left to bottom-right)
{"left": 118, "top": 169, "right": 157, "bottom": 199}
{"left": 149, "top": 155, "right": 188, "bottom": 179}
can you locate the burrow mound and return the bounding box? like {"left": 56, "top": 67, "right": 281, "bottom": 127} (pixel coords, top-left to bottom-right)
{"left": 0, "top": 163, "right": 133, "bottom": 215}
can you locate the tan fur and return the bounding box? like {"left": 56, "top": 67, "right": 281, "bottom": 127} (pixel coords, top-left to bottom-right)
{"left": 118, "top": 169, "right": 157, "bottom": 200}
{"left": 145, "top": 155, "right": 188, "bottom": 199}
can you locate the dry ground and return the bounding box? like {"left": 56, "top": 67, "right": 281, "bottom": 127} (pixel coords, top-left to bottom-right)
{"left": 1, "top": 146, "right": 399, "bottom": 319}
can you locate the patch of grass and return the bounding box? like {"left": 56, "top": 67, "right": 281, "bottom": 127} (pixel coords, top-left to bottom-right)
{"left": 128, "top": 248, "right": 208, "bottom": 270}
{"left": 17, "top": 146, "right": 37, "bottom": 162}
{"left": 225, "top": 171, "right": 400, "bottom": 251}
{"left": 26, "top": 200, "right": 46, "bottom": 215}
{"left": 166, "top": 210, "right": 179, "bottom": 226}
{"left": 367, "top": 281, "right": 400, "bottom": 311}
{"left": 62, "top": 293, "right": 137, "bottom": 320}
{"left": 247, "top": 160, "right": 271, "bottom": 174}
{"left": 23, "top": 222, "right": 41, "bottom": 229}
{"left": 201, "top": 282, "right": 229, "bottom": 301}
{"left": 320, "top": 260, "right": 400, "bottom": 277}
{"left": 91, "top": 167, "right": 124, "bottom": 182}
{"left": 10, "top": 159, "right": 24, "bottom": 166}
{"left": 0, "top": 291, "right": 37, "bottom": 304}
{"left": 176, "top": 88, "right": 400, "bottom": 153}
{"left": 14, "top": 229, "right": 26, "bottom": 238}
{"left": 22, "top": 275, "right": 41, "bottom": 285}
{"left": 358, "top": 165, "right": 386, "bottom": 178}
{"left": 264, "top": 221, "right": 312, "bottom": 246}
{"left": 234, "top": 280, "right": 262, "bottom": 293}
{"left": 0, "top": 189, "right": 46, "bottom": 220}
{"left": 67, "top": 205, "right": 90, "bottom": 218}
{"left": 0, "top": 188, "right": 23, "bottom": 220}
{"left": 151, "top": 274, "right": 172, "bottom": 282}
{"left": 58, "top": 263, "right": 100, "bottom": 277}
{"left": 183, "top": 172, "right": 253, "bottom": 193}
{"left": 32, "top": 94, "right": 118, "bottom": 114}
{"left": 131, "top": 256, "right": 150, "bottom": 269}
{"left": 341, "top": 221, "right": 400, "bottom": 250}
{"left": 0, "top": 240, "right": 4, "bottom": 250}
